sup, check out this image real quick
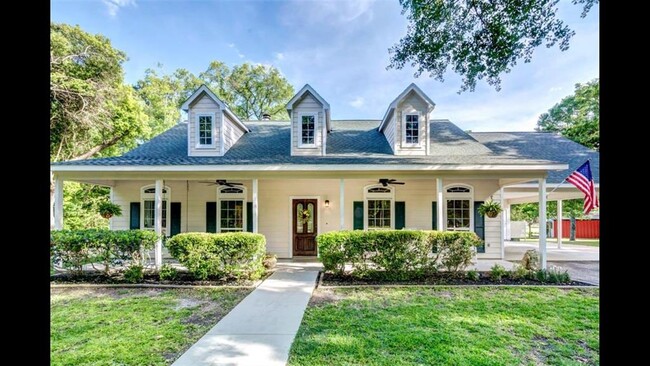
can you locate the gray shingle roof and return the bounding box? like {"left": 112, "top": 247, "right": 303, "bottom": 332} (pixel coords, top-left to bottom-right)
{"left": 54, "top": 120, "right": 595, "bottom": 175}
{"left": 469, "top": 131, "right": 599, "bottom": 184}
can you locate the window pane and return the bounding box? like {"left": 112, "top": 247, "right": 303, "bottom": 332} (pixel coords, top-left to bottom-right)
{"left": 296, "top": 203, "right": 303, "bottom": 233}
{"left": 307, "top": 203, "right": 314, "bottom": 233}
{"left": 220, "top": 200, "right": 243, "bottom": 231}
{"left": 199, "top": 115, "right": 213, "bottom": 145}
{"left": 301, "top": 115, "right": 315, "bottom": 144}
{"left": 367, "top": 200, "right": 391, "bottom": 229}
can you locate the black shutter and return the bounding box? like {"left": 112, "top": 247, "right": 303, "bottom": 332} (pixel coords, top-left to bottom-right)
{"left": 170, "top": 202, "right": 181, "bottom": 236}
{"left": 129, "top": 202, "right": 140, "bottom": 230}
{"left": 395, "top": 201, "right": 406, "bottom": 229}
{"left": 246, "top": 202, "right": 253, "bottom": 232}
{"left": 432, "top": 202, "right": 438, "bottom": 230}
{"left": 206, "top": 202, "right": 217, "bottom": 233}
{"left": 353, "top": 201, "right": 364, "bottom": 230}
{"left": 474, "top": 201, "right": 485, "bottom": 253}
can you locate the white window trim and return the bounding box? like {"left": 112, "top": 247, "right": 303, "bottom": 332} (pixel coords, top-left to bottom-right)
{"left": 443, "top": 183, "right": 474, "bottom": 232}
{"left": 401, "top": 112, "right": 423, "bottom": 148}
{"left": 196, "top": 112, "right": 216, "bottom": 149}
{"left": 363, "top": 184, "right": 395, "bottom": 230}
{"left": 216, "top": 185, "right": 247, "bottom": 232}
{"left": 298, "top": 112, "right": 318, "bottom": 148}
{"left": 140, "top": 184, "right": 171, "bottom": 234}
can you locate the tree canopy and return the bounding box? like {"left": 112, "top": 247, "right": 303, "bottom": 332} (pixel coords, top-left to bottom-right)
{"left": 388, "top": 0, "right": 598, "bottom": 92}
{"left": 536, "top": 78, "right": 599, "bottom": 150}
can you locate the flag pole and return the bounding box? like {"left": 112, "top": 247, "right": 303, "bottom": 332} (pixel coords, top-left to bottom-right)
{"left": 546, "top": 158, "right": 591, "bottom": 197}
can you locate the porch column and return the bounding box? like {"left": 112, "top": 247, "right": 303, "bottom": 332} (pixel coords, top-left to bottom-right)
{"left": 500, "top": 187, "right": 506, "bottom": 259}
{"left": 538, "top": 178, "right": 547, "bottom": 269}
{"left": 154, "top": 179, "right": 163, "bottom": 268}
{"left": 436, "top": 178, "right": 444, "bottom": 230}
{"left": 557, "top": 199, "right": 563, "bottom": 249}
{"left": 54, "top": 177, "right": 64, "bottom": 230}
{"left": 504, "top": 203, "right": 511, "bottom": 240}
{"left": 339, "top": 179, "right": 345, "bottom": 230}
{"left": 252, "top": 179, "right": 258, "bottom": 233}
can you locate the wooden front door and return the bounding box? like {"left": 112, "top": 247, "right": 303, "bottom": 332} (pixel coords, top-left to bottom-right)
{"left": 293, "top": 199, "right": 317, "bottom": 256}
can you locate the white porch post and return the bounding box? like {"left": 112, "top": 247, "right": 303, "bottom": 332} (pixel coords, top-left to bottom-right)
{"left": 500, "top": 187, "right": 506, "bottom": 259}
{"left": 557, "top": 199, "right": 563, "bottom": 249}
{"left": 339, "top": 179, "right": 345, "bottom": 230}
{"left": 436, "top": 178, "right": 444, "bottom": 230}
{"left": 154, "top": 179, "right": 163, "bottom": 268}
{"left": 538, "top": 178, "right": 547, "bottom": 269}
{"left": 54, "top": 177, "right": 64, "bottom": 230}
{"left": 504, "top": 203, "right": 511, "bottom": 240}
{"left": 252, "top": 179, "right": 259, "bottom": 233}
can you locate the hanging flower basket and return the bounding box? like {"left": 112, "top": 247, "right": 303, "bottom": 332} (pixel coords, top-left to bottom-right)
{"left": 478, "top": 200, "right": 502, "bottom": 218}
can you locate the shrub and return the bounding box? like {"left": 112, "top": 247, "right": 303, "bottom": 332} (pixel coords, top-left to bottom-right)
{"left": 521, "top": 249, "right": 540, "bottom": 271}
{"left": 535, "top": 266, "right": 571, "bottom": 283}
{"left": 490, "top": 263, "right": 508, "bottom": 281}
{"left": 466, "top": 269, "right": 479, "bottom": 281}
{"left": 263, "top": 254, "right": 277, "bottom": 269}
{"left": 510, "top": 264, "right": 532, "bottom": 280}
{"left": 318, "top": 230, "right": 481, "bottom": 277}
{"left": 98, "top": 201, "right": 122, "bottom": 219}
{"left": 166, "top": 232, "right": 266, "bottom": 280}
{"left": 50, "top": 229, "right": 158, "bottom": 275}
{"left": 159, "top": 263, "right": 178, "bottom": 281}
{"left": 123, "top": 264, "right": 143, "bottom": 283}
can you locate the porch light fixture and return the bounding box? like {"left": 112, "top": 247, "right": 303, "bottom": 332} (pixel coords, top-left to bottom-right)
{"left": 324, "top": 200, "right": 330, "bottom": 207}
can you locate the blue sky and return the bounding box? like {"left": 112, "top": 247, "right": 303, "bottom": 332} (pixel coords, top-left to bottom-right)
{"left": 51, "top": 0, "right": 598, "bottom": 131}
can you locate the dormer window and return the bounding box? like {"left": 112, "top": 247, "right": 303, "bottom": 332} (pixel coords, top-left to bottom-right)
{"left": 197, "top": 114, "right": 214, "bottom": 147}
{"left": 300, "top": 114, "right": 316, "bottom": 147}
{"left": 404, "top": 114, "right": 420, "bottom": 145}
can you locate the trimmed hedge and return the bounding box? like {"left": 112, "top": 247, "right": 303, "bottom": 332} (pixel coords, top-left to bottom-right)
{"left": 50, "top": 229, "right": 158, "bottom": 275}
{"left": 318, "top": 230, "right": 481, "bottom": 276}
{"left": 166, "top": 232, "right": 266, "bottom": 280}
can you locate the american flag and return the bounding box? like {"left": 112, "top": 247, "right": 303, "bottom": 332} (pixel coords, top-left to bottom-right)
{"left": 566, "top": 161, "right": 599, "bottom": 215}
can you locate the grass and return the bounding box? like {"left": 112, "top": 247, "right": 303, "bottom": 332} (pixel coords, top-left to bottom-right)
{"left": 288, "top": 287, "right": 599, "bottom": 365}
{"left": 51, "top": 287, "right": 252, "bottom": 366}
{"left": 517, "top": 238, "right": 600, "bottom": 247}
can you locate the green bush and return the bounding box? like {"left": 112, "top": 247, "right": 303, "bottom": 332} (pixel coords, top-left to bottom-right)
{"left": 318, "top": 230, "right": 481, "bottom": 277}
{"left": 466, "top": 269, "right": 479, "bottom": 281}
{"left": 123, "top": 264, "right": 143, "bottom": 283}
{"left": 50, "top": 229, "right": 158, "bottom": 275}
{"left": 158, "top": 263, "right": 178, "bottom": 281}
{"left": 166, "top": 232, "right": 266, "bottom": 280}
{"left": 490, "top": 263, "right": 508, "bottom": 281}
{"left": 535, "top": 266, "right": 571, "bottom": 283}
{"left": 510, "top": 264, "right": 532, "bottom": 280}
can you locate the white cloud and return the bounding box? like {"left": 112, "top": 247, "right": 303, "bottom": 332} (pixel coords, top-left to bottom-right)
{"left": 102, "top": 0, "right": 136, "bottom": 17}
{"left": 349, "top": 96, "right": 365, "bottom": 108}
{"left": 238, "top": 53, "right": 245, "bottom": 58}
{"left": 274, "top": 52, "right": 285, "bottom": 61}
{"left": 549, "top": 86, "right": 564, "bottom": 93}
{"left": 227, "top": 43, "right": 235, "bottom": 48}
{"left": 283, "top": 0, "right": 375, "bottom": 25}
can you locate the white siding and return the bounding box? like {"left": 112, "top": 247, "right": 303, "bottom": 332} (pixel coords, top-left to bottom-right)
{"left": 394, "top": 90, "right": 429, "bottom": 155}
{"left": 291, "top": 92, "right": 324, "bottom": 156}
{"left": 188, "top": 93, "right": 222, "bottom": 157}
{"left": 111, "top": 178, "right": 503, "bottom": 259}
{"left": 383, "top": 113, "right": 396, "bottom": 153}
{"left": 222, "top": 112, "right": 246, "bottom": 153}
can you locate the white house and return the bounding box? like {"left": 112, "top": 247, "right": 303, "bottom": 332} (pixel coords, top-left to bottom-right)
{"left": 50, "top": 83, "right": 599, "bottom": 268}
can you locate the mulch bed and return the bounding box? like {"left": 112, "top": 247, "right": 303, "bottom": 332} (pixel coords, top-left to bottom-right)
{"left": 50, "top": 271, "right": 270, "bottom": 286}
{"left": 320, "top": 272, "right": 593, "bottom": 287}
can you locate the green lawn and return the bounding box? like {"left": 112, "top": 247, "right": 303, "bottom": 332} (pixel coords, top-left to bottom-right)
{"left": 51, "top": 287, "right": 251, "bottom": 366}
{"left": 288, "top": 287, "right": 599, "bottom": 366}
{"left": 518, "top": 238, "right": 600, "bottom": 247}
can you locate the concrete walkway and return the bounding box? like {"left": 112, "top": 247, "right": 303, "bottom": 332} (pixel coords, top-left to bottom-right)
{"left": 504, "top": 241, "right": 599, "bottom": 261}
{"left": 172, "top": 262, "right": 320, "bottom": 366}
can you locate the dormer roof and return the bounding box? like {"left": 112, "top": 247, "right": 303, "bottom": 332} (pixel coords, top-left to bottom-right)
{"left": 286, "top": 84, "right": 331, "bottom": 132}
{"left": 180, "top": 84, "right": 250, "bottom": 132}
{"left": 377, "top": 83, "right": 436, "bottom": 132}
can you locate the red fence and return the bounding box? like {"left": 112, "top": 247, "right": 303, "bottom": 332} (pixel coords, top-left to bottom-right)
{"left": 553, "top": 219, "right": 600, "bottom": 239}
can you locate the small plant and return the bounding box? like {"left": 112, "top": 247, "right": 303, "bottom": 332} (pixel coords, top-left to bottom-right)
{"left": 263, "top": 253, "right": 277, "bottom": 269}
{"left": 510, "top": 264, "right": 531, "bottom": 280}
{"left": 466, "top": 269, "right": 479, "bottom": 281}
{"left": 521, "top": 249, "right": 540, "bottom": 271}
{"left": 477, "top": 200, "right": 503, "bottom": 218}
{"left": 535, "top": 266, "right": 571, "bottom": 283}
{"left": 124, "top": 264, "right": 144, "bottom": 283}
{"left": 159, "top": 263, "right": 178, "bottom": 281}
{"left": 98, "top": 201, "right": 123, "bottom": 219}
{"left": 490, "top": 263, "right": 508, "bottom": 281}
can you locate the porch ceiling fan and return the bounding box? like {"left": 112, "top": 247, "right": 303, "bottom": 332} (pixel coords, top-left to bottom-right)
{"left": 198, "top": 179, "right": 244, "bottom": 187}
{"left": 379, "top": 178, "right": 405, "bottom": 186}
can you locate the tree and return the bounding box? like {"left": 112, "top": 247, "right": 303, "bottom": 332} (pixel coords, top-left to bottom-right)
{"left": 388, "top": 0, "right": 598, "bottom": 92}
{"left": 536, "top": 78, "right": 599, "bottom": 150}
{"left": 511, "top": 199, "right": 584, "bottom": 239}
{"left": 51, "top": 22, "right": 148, "bottom": 229}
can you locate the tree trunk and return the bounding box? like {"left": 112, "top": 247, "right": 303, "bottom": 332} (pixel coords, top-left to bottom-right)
{"left": 527, "top": 222, "right": 532, "bottom": 238}
{"left": 570, "top": 216, "right": 576, "bottom": 241}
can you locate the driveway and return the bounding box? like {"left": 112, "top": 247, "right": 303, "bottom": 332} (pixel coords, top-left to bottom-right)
{"left": 548, "top": 261, "right": 599, "bottom": 285}
{"left": 504, "top": 241, "right": 599, "bottom": 261}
